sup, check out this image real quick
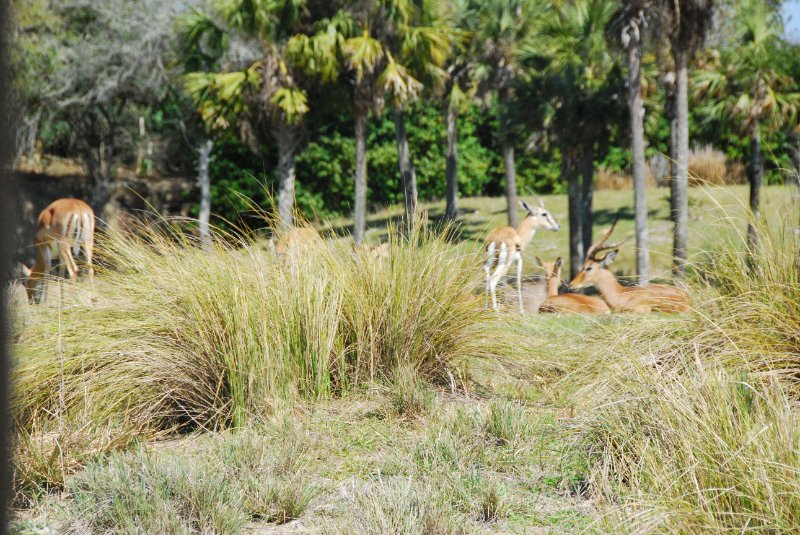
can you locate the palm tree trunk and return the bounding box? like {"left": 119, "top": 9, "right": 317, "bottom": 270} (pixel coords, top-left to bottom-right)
{"left": 499, "top": 88, "right": 519, "bottom": 228}
{"left": 276, "top": 122, "right": 297, "bottom": 229}
{"left": 628, "top": 36, "right": 650, "bottom": 285}
{"left": 503, "top": 143, "right": 519, "bottom": 228}
{"left": 580, "top": 143, "right": 595, "bottom": 255}
{"left": 393, "top": 108, "right": 418, "bottom": 226}
{"left": 565, "top": 152, "right": 583, "bottom": 279}
{"left": 196, "top": 138, "right": 213, "bottom": 250}
{"left": 353, "top": 105, "right": 368, "bottom": 245}
{"left": 444, "top": 104, "right": 459, "bottom": 220}
{"left": 747, "top": 121, "right": 763, "bottom": 252}
{"left": 671, "top": 47, "right": 689, "bottom": 275}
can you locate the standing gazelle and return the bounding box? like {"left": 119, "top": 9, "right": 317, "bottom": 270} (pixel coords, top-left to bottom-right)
{"left": 25, "top": 198, "right": 95, "bottom": 304}
{"left": 484, "top": 197, "right": 560, "bottom": 313}
{"left": 570, "top": 220, "right": 689, "bottom": 313}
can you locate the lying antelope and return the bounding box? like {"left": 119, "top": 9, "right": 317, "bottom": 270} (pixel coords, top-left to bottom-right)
{"left": 25, "top": 198, "right": 95, "bottom": 304}
{"left": 570, "top": 221, "right": 690, "bottom": 313}
{"left": 484, "top": 196, "right": 560, "bottom": 313}
{"left": 538, "top": 257, "right": 610, "bottom": 314}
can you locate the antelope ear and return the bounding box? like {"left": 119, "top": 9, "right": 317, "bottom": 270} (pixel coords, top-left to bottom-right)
{"left": 519, "top": 199, "right": 533, "bottom": 213}
{"left": 600, "top": 250, "right": 618, "bottom": 267}
{"left": 554, "top": 257, "right": 562, "bottom": 270}
{"left": 534, "top": 256, "right": 544, "bottom": 267}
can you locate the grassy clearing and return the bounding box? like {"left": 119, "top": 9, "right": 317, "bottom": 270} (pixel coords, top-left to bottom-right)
{"left": 9, "top": 185, "right": 800, "bottom": 533}
{"left": 350, "top": 184, "right": 796, "bottom": 279}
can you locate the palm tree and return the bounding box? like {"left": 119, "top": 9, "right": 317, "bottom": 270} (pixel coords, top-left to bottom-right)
{"left": 657, "top": 0, "right": 715, "bottom": 275}
{"left": 695, "top": 0, "right": 800, "bottom": 250}
{"left": 290, "top": 0, "right": 450, "bottom": 244}
{"left": 386, "top": 1, "right": 457, "bottom": 225}
{"left": 466, "top": 0, "right": 547, "bottom": 228}
{"left": 539, "top": 0, "right": 622, "bottom": 278}
{"left": 181, "top": 0, "right": 311, "bottom": 229}
{"left": 611, "top": 0, "right": 651, "bottom": 283}
{"left": 176, "top": 8, "right": 228, "bottom": 249}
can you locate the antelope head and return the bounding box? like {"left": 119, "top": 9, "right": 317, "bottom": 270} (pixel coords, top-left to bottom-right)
{"left": 570, "top": 218, "right": 628, "bottom": 289}
{"left": 519, "top": 195, "right": 560, "bottom": 232}
{"left": 535, "top": 256, "right": 564, "bottom": 285}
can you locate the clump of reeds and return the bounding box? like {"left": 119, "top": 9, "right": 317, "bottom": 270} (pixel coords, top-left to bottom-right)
{"left": 11, "top": 217, "right": 515, "bottom": 436}
{"left": 571, "top": 204, "right": 800, "bottom": 532}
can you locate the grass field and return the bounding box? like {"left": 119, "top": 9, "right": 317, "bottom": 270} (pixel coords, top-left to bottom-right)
{"left": 352, "top": 184, "right": 798, "bottom": 279}
{"left": 9, "top": 184, "right": 800, "bottom": 534}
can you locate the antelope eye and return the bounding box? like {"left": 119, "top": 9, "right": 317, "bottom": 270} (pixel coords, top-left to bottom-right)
{"left": 586, "top": 266, "right": 593, "bottom": 271}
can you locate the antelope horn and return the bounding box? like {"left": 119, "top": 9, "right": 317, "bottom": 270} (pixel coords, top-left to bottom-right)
{"left": 586, "top": 216, "right": 625, "bottom": 260}
{"left": 524, "top": 187, "right": 545, "bottom": 208}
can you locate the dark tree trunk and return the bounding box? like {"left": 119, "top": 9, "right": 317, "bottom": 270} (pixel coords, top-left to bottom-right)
{"left": 747, "top": 122, "right": 763, "bottom": 252}
{"left": 580, "top": 144, "right": 595, "bottom": 255}
{"left": 789, "top": 133, "right": 800, "bottom": 188}
{"left": 197, "top": 139, "right": 214, "bottom": 250}
{"left": 665, "top": 81, "right": 678, "bottom": 219}
{"left": 565, "top": 153, "right": 584, "bottom": 279}
{"left": 444, "top": 105, "right": 459, "bottom": 220}
{"left": 671, "top": 48, "right": 689, "bottom": 276}
{"left": 499, "top": 89, "right": 518, "bottom": 228}
{"left": 353, "top": 105, "right": 368, "bottom": 245}
{"left": 0, "top": 5, "right": 16, "bottom": 518}
{"left": 394, "top": 108, "right": 418, "bottom": 226}
{"left": 276, "top": 122, "right": 298, "bottom": 229}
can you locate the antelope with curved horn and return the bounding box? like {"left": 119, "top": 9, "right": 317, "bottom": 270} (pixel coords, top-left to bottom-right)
{"left": 537, "top": 257, "right": 610, "bottom": 314}
{"left": 484, "top": 195, "right": 560, "bottom": 313}
{"left": 570, "top": 220, "right": 689, "bottom": 313}
{"left": 25, "top": 198, "right": 95, "bottom": 304}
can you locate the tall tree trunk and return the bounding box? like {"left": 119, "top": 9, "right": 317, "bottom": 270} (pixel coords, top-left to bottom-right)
{"left": 197, "top": 139, "right": 213, "bottom": 251}
{"left": 276, "top": 122, "right": 298, "bottom": 229}
{"left": 565, "top": 153, "right": 584, "bottom": 279}
{"left": 580, "top": 144, "right": 595, "bottom": 255}
{"left": 503, "top": 143, "right": 518, "bottom": 228}
{"left": 353, "top": 104, "right": 368, "bottom": 245}
{"left": 394, "top": 108, "right": 418, "bottom": 226}
{"left": 747, "top": 122, "right": 763, "bottom": 252}
{"left": 671, "top": 48, "right": 689, "bottom": 276}
{"left": 499, "top": 89, "right": 519, "bottom": 228}
{"left": 628, "top": 37, "right": 650, "bottom": 284}
{"left": 444, "top": 104, "right": 459, "bottom": 220}
{"left": 789, "top": 133, "right": 800, "bottom": 188}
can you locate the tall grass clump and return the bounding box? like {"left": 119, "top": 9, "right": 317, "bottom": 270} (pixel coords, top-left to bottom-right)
{"left": 571, "top": 205, "right": 800, "bottom": 532}
{"left": 695, "top": 208, "right": 800, "bottom": 394}
{"left": 582, "top": 356, "right": 800, "bottom": 533}
{"left": 12, "top": 218, "right": 514, "bottom": 436}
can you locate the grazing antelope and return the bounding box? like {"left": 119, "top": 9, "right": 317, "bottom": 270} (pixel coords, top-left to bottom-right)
{"left": 538, "top": 257, "right": 610, "bottom": 314}
{"left": 368, "top": 241, "right": 390, "bottom": 260}
{"left": 570, "top": 221, "right": 690, "bottom": 313}
{"left": 25, "top": 198, "right": 95, "bottom": 304}
{"left": 274, "top": 227, "right": 321, "bottom": 261}
{"left": 484, "top": 197, "right": 560, "bottom": 313}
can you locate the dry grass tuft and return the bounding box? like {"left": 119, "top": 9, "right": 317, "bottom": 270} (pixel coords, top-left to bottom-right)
{"left": 570, "top": 206, "right": 800, "bottom": 532}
